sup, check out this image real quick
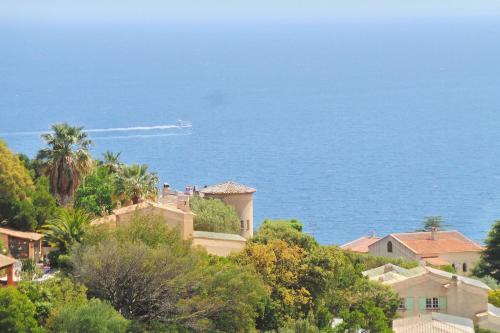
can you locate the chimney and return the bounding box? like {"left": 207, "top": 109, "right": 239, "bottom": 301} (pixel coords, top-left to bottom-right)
{"left": 383, "top": 264, "right": 393, "bottom": 273}
{"left": 431, "top": 227, "right": 438, "bottom": 240}
{"left": 162, "top": 183, "right": 170, "bottom": 197}
{"left": 370, "top": 230, "right": 376, "bottom": 238}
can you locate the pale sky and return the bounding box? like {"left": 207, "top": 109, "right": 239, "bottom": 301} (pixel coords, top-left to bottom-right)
{"left": 2, "top": 0, "right": 500, "bottom": 21}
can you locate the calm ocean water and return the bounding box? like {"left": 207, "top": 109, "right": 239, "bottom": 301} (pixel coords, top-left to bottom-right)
{"left": 1, "top": 19, "right": 500, "bottom": 244}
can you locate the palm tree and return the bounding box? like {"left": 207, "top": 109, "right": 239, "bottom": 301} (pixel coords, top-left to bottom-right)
{"left": 37, "top": 123, "right": 93, "bottom": 206}
{"left": 42, "top": 209, "right": 91, "bottom": 253}
{"left": 116, "top": 164, "right": 159, "bottom": 204}
{"left": 101, "top": 150, "right": 122, "bottom": 173}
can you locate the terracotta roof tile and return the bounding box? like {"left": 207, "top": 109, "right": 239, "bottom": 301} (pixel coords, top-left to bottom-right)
{"left": 0, "top": 227, "right": 44, "bottom": 241}
{"left": 202, "top": 181, "right": 256, "bottom": 195}
{"left": 391, "top": 231, "right": 483, "bottom": 255}
{"left": 341, "top": 236, "right": 381, "bottom": 253}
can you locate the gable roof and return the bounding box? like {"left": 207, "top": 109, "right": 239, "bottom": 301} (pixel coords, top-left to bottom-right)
{"left": 340, "top": 235, "right": 381, "bottom": 253}
{"left": 393, "top": 313, "right": 474, "bottom": 333}
{"left": 202, "top": 181, "right": 256, "bottom": 195}
{"left": 372, "top": 231, "right": 483, "bottom": 255}
{"left": 0, "top": 227, "right": 44, "bottom": 241}
{"left": 363, "top": 263, "right": 490, "bottom": 290}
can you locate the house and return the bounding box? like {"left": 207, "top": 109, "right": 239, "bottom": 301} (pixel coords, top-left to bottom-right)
{"left": 91, "top": 181, "right": 255, "bottom": 256}
{"left": 0, "top": 254, "right": 18, "bottom": 286}
{"left": 340, "top": 234, "right": 380, "bottom": 253}
{"left": 393, "top": 312, "right": 475, "bottom": 333}
{"left": 344, "top": 229, "right": 483, "bottom": 274}
{"left": 363, "top": 263, "right": 500, "bottom": 331}
{"left": 0, "top": 227, "right": 44, "bottom": 262}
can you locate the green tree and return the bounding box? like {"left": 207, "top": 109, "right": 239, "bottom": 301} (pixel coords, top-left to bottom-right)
{"left": 0, "top": 140, "right": 34, "bottom": 202}
{"left": 474, "top": 220, "right": 500, "bottom": 282}
{"left": 18, "top": 277, "right": 87, "bottom": 324}
{"left": 421, "top": 216, "right": 446, "bottom": 231}
{"left": 31, "top": 176, "right": 61, "bottom": 229}
{"left": 334, "top": 300, "right": 392, "bottom": 333}
{"left": 0, "top": 287, "right": 42, "bottom": 333}
{"left": 252, "top": 219, "right": 318, "bottom": 252}
{"left": 190, "top": 197, "right": 241, "bottom": 234}
{"left": 74, "top": 166, "right": 116, "bottom": 216}
{"left": 72, "top": 214, "right": 265, "bottom": 332}
{"left": 115, "top": 164, "right": 158, "bottom": 204}
{"left": 47, "top": 298, "right": 129, "bottom": 333}
{"left": 36, "top": 123, "right": 93, "bottom": 206}
{"left": 100, "top": 150, "right": 122, "bottom": 173}
{"left": 0, "top": 140, "right": 35, "bottom": 227}
{"left": 42, "top": 209, "right": 91, "bottom": 254}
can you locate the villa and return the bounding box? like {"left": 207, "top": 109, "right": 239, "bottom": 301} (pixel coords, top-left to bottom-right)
{"left": 393, "top": 313, "right": 475, "bottom": 333}
{"left": 91, "top": 181, "right": 255, "bottom": 256}
{"left": 342, "top": 229, "right": 483, "bottom": 274}
{"left": 363, "top": 263, "right": 500, "bottom": 331}
{"left": 0, "top": 254, "right": 18, "bottom": 286}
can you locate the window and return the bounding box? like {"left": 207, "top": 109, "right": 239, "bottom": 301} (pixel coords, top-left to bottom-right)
{"left": 387, "top": 241, "right": 393, "bottom": 253}
{"left": 452, "top": 263, "right": 456, "bottom": 270}
{"left": 398, "top": 298, "right": 406, "bottom": 310}
{"left": 426, "top": 298, "right": 439, "bottom": 310}
{"left": 463, "top": 263, "right": 468, "bottom": 273}
{"left": 240, "top": 220, "right": 245, "bottom": 230}
{"left": 246, "top": 220, "right": 250, "bottom": 231}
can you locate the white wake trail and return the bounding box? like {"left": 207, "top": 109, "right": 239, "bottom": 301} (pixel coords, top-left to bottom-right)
{"left": 0, "top": 122, "right": 192, "bottom": 137}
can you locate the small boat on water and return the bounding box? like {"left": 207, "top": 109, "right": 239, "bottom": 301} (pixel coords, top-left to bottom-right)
{"left": 177, "top": 120, "right": 192, "bottom": 128}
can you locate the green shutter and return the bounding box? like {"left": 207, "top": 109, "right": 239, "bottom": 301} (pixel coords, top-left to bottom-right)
{"left": 405, "top": 297, "right": 414, "bottom": 311}
{"left": 419, "top": 297, "right": 426, "bottom": 310}
{"left": 438, "top": 297, "right": 447, "bottom": 310}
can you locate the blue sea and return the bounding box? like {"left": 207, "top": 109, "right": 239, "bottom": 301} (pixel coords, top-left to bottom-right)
{"left": 1, "top": 18, "right": 500, "bottom": 244}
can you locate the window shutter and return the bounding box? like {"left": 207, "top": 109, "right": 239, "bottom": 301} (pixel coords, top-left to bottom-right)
{"left": 405, "top": 297, "right": 414, "bottom": 311}
{"left": 438, "top": 297, "right": 447, "bottom": 310}
{"left": 419, "top": 297, "right": 426, "bottom": 310}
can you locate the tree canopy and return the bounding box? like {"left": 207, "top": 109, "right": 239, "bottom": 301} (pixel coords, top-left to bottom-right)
{"left": 190, "top": 197, "right": 241, "bottom": 234}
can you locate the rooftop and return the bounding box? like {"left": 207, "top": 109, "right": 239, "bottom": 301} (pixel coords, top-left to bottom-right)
{"left": 393, "top": 313, "right": 474, "bottom": 333}
{"left": 192, "top": 231, "right": 247, "bottom": 242}
{"left": 202, "top": 181, "right": 256, "bottom": 195}
{"left": 0, "top": 227, "right": 44, "bottom": 241}
{"left": 363, "top": 263, "right": 490, "bottom": 290}
{"left": 340, "top": 235, "right": 381, "bottom": 253}
{"left": 0, "top": 254, "right": 18, "bottom": 269}
{"left": 375, "top": 230, "right": 483, "bottom": 255}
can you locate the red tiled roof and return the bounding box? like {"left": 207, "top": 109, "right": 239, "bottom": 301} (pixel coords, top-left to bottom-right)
{"left": 341, "top": 236, "right": 381, "bottom": 253}
{"left": 0, "top": 227, "right": 43, "bottom": 241}
{"left": 391, "top": 231, "right": 483, "bottom": 255}
{"left": 423, "top": 257, "right": 450, "bottom": 266}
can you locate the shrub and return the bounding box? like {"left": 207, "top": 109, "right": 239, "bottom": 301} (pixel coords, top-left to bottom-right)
{"left": 190, "top": 197, "right": 241, "bottom": 234}
{"left": 47, "top": 298, "right": 129, "bottom": 333}
{"left": 0, "top": 287, "right": 42, "bottom": 333}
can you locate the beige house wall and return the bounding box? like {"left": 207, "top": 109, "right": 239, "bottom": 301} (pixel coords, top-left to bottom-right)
{"left": 439, "top": 252, "right": 481, "bottom": 275}
{"left": 393, "top": 273, "right": 488, "bottom": 322}
{"left": 368, "top": 235, "right": 419, "bottom": 261}
{"left": 204, "top": 193, "right": 254, "bottom": 239}
{"left": 191, "top": 237, "right": 246, "bottom": 256}
{"left": 114, "top": 205, "right": 194, "bottom": 240}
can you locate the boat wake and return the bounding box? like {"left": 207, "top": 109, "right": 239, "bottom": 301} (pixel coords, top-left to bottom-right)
{"left": 0, "top": 121, "right": 192, "bottom": 137}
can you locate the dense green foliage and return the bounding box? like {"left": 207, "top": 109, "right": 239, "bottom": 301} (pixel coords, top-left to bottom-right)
{"left": 115, "top": 164, "right": 158, "bottom": 204}
{"left": 46, "top": 298, "right": 129, "bottom": 333}
{"left": 74, "top": 166, "right": 116, "bottom": 216}
{"left": 18, "top": 277, "right": 87, "bottom": 324}
{"left": 234, "top": 219, "right": 399, "bottom": 332}
{"left": 0, "top": 287, "right": 41, "bottom": 333}
{"left": 190, "top": 197, "right": 241, "bottom": 234}
{"left": 36, "top": 123, "right": 93, "bottom": 206}
{"left": 72, "top": 214, "right": 266, "bottom": 332}
{"left": 344, "top": 251, "right": 419, "bottom": 271}
{"left": 474, "top": 220, "right": 500, "bottom": 282}
{"left": 42, "top": 209, "right": 91, "bottom": 254}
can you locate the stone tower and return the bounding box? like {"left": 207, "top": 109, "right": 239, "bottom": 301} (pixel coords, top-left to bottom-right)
{"left": 201, "top": 181, "right": 256, "bottom": 239}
